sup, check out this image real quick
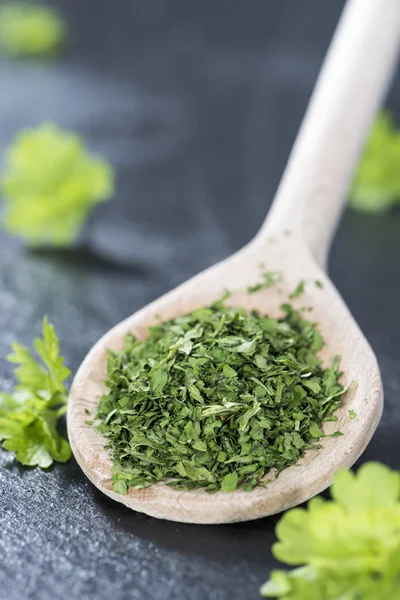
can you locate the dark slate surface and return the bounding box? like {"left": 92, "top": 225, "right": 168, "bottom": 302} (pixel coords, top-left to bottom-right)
{"left": 0, "top": 1, "right": 399, "bottom": 599}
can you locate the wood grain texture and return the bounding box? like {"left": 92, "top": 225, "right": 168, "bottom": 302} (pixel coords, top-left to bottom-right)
{"left": 68, "top": 0, "right": 399, "bottom": 524}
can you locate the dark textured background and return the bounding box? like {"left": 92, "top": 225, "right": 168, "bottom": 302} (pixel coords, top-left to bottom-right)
{"left": 1, "top": 1, "right": 400, "bottom": 599}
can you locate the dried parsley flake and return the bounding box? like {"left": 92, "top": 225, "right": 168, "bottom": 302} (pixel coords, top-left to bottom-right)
{"left": 289, "top": 280, "right": 305, "bottom": 299}
{"left": 247, "top": 271, "right": 281, "bottom": 294}
{"left": 96, "top": 302, "right": 345, "bottom": 494}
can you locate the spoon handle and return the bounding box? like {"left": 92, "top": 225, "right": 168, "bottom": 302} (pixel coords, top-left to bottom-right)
{"left": 259, "top": 0, "right": 400, "bottom": 267}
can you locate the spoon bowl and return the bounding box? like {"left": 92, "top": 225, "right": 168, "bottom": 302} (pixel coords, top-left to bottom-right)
{"left": 68, "top": 0, "right": 400, "bottom": 523}
{"left": 68, "top": 234, "right": 382, "bottom": 523}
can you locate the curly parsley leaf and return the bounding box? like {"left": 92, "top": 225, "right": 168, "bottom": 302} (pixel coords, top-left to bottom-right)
{"left": 260, "top": 462, "right": 400, "bottom": 599}
{"left": 261, "top": 565, "right": 399, "bottom": 600}
{"left": 0, "top": 123, "right": 114, "bottom": 246}
{"left": 350, "top": 111, "right": 400, "bottom": 213}
{"left": 0, "top": 2, "right": 67, "bottom": 58}
{"left": 0, "top": 318, "right": 71, "bottom": 468}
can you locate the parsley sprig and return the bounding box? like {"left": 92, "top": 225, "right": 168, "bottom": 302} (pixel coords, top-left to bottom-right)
{"left": 261, "top": 462, "right": 400, "bottom": 599}
{"left": 0, "top": 318, "right": 71, "bottom": 468}
{"left": 351, "top": 111, "right": 400, "bottom": 213}
{"left": 0, "top": 123, "right": 114, "bottom": 246}
{"left": 0, "top": 2, "right": 67, "bottom": 58}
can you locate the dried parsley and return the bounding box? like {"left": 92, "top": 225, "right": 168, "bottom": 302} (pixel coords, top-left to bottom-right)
{"left": 289, "top": 280, "right": 305, "bottom": 299}
{"left": 247, "top": 271, "right": 282, "bottom": 294}
{"left": 96, "top": 302, "right": 345, "bottom": 494}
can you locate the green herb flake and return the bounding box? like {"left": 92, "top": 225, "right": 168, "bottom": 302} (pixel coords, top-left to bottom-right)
{"left": 0, "top": 318, "right": 71, "bottom": 467}
{"left": 348, "top": 409, "right": 356, "bottom": 419}
{"left": 315, "top": 280, "right": 323, "bottom": 289}
{"left": 95, "top": 301, "right": 345, "bottom": 495}
{"left": 221, "top": 472, "right": 239, "bottom": 492}
{"left": 260, "top": 462, "right": 400, "bottom": 598}
{"left": 289, "top": 281, "right": 305, "bottom": 299}
{"left": 247, "top": 271, "right": 281, "bottom": 294}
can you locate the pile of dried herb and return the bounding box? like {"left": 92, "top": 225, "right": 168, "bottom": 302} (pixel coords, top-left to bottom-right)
{"left": 96, "top": 302, "right": 345, "bottom": 494}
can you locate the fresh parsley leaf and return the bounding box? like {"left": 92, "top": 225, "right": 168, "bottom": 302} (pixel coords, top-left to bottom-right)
{"left": 261, "top": 564, "right": 399, "bottom": 599}
{"left": 350, "top": 111, "right": 400, "bottom": 213}
{"left": 0, "top": 123, "right": 114, "bottom": 246}
{"left": 0, "top": 318, "right": 71, "bottom": 467}
{"left": 260, "top": 462, "right": 400, "bottom": 599}
{"left": 0, "top": 2, "right": 67, "bottom": 57}
{"left": 2, "top": 415, "right": 70, "bottom": 468}
{"left": 331, "top": 462, "right": 400, "bottom": 511}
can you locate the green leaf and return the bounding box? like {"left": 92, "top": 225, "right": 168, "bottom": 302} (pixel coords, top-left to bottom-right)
{"left": 35, "top": 317, "right": 71, "bottom": 388}
{"left": 303, "top": 379, "right": 321, "bottom": 394}
{"left": 289, "top": 281, "right": 305, "bottom": 299}
{"left": 112, "top": 479, "right": 128, "bottom": 495}
{"left": 247, "top": 271, "right": 282, "bottom": 293}
{"left": 0, "top": 123, "right": 114, "bottom": 246}
{"left": 261, "top": 564, "right": 399, "bottom": 600}
{"left": 150, "top": 368, "right": 168, "bottom": 395}
{"left": 0, "top": 2, "right": 67, "bottom": 58}
{"left": 223, "top": 364, "right": 238, "bottom": 378}
{"left": 0, "top": 392, "right": 21, "bottom": 413}
{"left": 254, "top": 354, "right": 268, "bottom": 370}
{"left": 261, "top": 462, "right": 400, "bottom": 599}
{"left": 220, "top": 472, "right": 239, "bottom": 492}
{"left": 1, "top": 417, "right": 70, "bottom": 468}
{"left": 3, "top": 437, "right": 52, "bottom": 468}
{"left": 0, "top": 416, "right": 25, "bottom": 441}
{"left": 7, "top": 342, "right": 49, "bottom": 394}
{"left": 233, "top": 339, "right": 258, "bottom": 355}
{"left": 0, "top": 318, "right": 71, "bottom": 468}
{"left": 331, "top": 462, "right": 400, "bottom": 511}
{"left": 308, "top": 423, "right": 323, "bottom": 438}
{"left": 350, "top": 111, "right": 400, "bottom": 213}
{"left": 260, "top": 570, "right": 292, "bottom": 597}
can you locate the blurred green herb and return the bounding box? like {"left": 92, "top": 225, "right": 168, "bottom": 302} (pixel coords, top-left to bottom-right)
{"left": 0, "top": 2, "right": 67, "bottom": 57}
{"left": 348, "top": 409, "right": 356, "bottom": 419}
{"left": 96, "top": 301, "right": 345, "bottom": 495}
{"left": 260, "top": 462, "right": 400, "bottom": 599}
{"left": 315, "top": 280, "right": 323, "bottom": 289}
{"left": 0, "top": 318, "right": 71, "bottom": 467}
{"left": 289, "top": 281, "right": 305, "bottom": 299}
{"left": 247, "top": 271, "right": 282, "bottom": 293}
{"left": 351, "top": 111, "right": 400, "bottom": 213}
{"left": 0, "top": 123, "right": 114, "bottom": 246}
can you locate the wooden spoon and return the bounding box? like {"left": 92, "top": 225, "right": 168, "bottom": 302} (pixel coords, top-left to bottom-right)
{"left": 68, "top": 0, "right": 400, "bottom": 524}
